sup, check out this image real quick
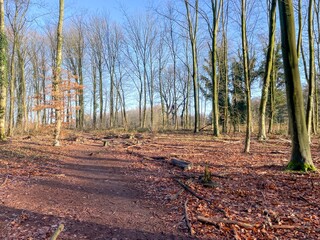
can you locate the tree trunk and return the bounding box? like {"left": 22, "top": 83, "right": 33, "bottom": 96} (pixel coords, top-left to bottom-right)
{"left": 278, "top": 0, "right": 316, "bottom": 171}
{"left": 185, "top": 0, "right": 199, "bottom": 133}
{"left": 211, "top": 0, "right": 222, "bottom": 137}
{"left": 242, "top": 0, "right": 251, "bottom": 153}
{"left": 53, "top": 0, "right": 64, "bottom": 146}
{"left": 306, "top": 0, "right": 315, "bottom": 139}
{"left": 258, "top": 0, "right": 277, "bottom": 140}
{"left": 98, "top": 60, "right": 103, "bottom": 127}
{"left": 92, "top": 65, "right": 97, "bottom": 129}
{"left": 296, "top": 0, "right": 302, "bottom": 59}
{"left": 17, "top": 46, "right": 26, "bottom": 132}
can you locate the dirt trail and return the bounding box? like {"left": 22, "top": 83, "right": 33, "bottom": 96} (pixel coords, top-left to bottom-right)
{"left": 0, "top": 137, "right": 190, "bottom": 239}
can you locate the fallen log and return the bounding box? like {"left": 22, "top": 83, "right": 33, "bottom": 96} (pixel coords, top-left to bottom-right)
{"left": 197, "top": 215, "right": 254, "bottom": 229}
{"left": 168, "top": 179, "right": 193, "bottom": 200}
{"left": 171, "top": 158, "right": 193, "bottom": 170}
{"left": 175, "top": 179, "right": 205, "bottom": 200}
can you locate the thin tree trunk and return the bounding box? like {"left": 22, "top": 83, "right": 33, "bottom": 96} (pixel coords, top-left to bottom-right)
{"left": 258, "top": 0, "right": 277, "bottom": 140}
{"left": 211, "top": 0, "right": 222, "bottom": 137}
{"left": 92, "top": 65, "right": 97, "bottom": 129}
{"left": 242, "top": 0, "right": 252, "bottom": 153}
{"left": 306, "top": 0, "right": 315, "bottom": 139}
{"left": 98, "top": 61, "right": 103, "bottom": 127}
{"left": 8, "top": 36, "right": 16, "bottom": 136}
{"left": 297, "top": 0, "right": 302, "bottom": 59}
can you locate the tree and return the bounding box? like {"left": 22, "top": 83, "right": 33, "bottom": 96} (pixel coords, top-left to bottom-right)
{"left": 258, "top": 0, "right": 277, "bottom": 140}
{"left": 185, "top": 0, "right": 200, "bottom": 133}
{"left": 241, "top": 0, "right": 252, "bottom": 153}
{"left": 306, "top": 0, "right": 315, "bottom": 138}
{"left": 0, "top": 0, "right": 7, "bottom": 140}
{"left": 6, "top": 0, "right": 30, "bottom": 135}
{"left": 278, "top": 0, "right": 316, "bottom": 171}
{"left": 200, "top": 0, "right": 223, "bottom": 136}
{"left": 53, "top": 0, "right": 64, "bottom": 146}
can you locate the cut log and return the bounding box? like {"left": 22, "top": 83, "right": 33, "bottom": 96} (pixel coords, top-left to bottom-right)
{"left": 171, "top": 158, "right": 193, "bottom": 170}
{"left": 197, "top": 215, "right": 254, "bottom": 229}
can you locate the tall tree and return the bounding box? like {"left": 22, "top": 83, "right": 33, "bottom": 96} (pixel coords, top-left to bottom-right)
{"left": 306, "top": 0, "right": 315, "bottom": 138}
{"left": 241, "top": 0, "right": 252, "bottom": 153}
{"left": 185, "top": 0, "right": 200, "bottom": 133}
{"left": 53, "top": 0, "right": 64, "bottom": 146}
{"left": 258, "top": 0, "right": 277, "bottom": 140}
{"left": 201, "top": 0, "right": 223, "bottom": 136}
{"left": 0, "top": 0, "right": 7, "bottom": 140}
{"left": 278, "top": 0, "right": 316, "bottom": 171}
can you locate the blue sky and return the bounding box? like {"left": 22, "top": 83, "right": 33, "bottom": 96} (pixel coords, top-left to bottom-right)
{"left": 67, "top": 0, "right": 152, "bottom": 20}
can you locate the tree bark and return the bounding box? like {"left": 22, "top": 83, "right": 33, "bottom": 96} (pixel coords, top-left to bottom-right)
{"left": 242, "top": 0, "right": 252, "bottom": 153}
{"left": 185, "top": 0, "right": 199, "bottom": 133}
{"left": 53, "top": 0, "right": 64, "bottom": 146}
{"left": 258, "top": 0, "right": 277, "bottom": 140}
{"left": 306, "top": 0, "right": 315, "bottom": 139}
{"left": 278, "top": 0, "right": 316, "bottom": 171}
{"left": 211, "top": 0, "right": 222, "bottom": 137}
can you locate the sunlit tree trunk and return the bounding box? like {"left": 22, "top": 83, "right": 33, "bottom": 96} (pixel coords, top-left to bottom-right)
{"left": 53, "top": 0, "right": 64, "bottom": 146}
{"left": 278, "top": 0, "right": 316, "bottom": 171}
{"left": 16, "top": 45, "right": 26, "bottom": 132}
{"left": 258, "top": 0, "right": 277, "bottom": 140}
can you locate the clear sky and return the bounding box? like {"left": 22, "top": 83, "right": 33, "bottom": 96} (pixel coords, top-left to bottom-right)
{"left": 67, "top": 0, "right": 153, "bottom": 20}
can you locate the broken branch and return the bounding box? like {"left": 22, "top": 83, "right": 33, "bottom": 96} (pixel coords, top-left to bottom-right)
{"left": 175, "top": 179, "right": 205, "bottom": 200}
{"left": 184, "top": 200, "right": 195, "bottom": 236}
{"left": 197, "top": 215, "right": 254, "bottom": 229}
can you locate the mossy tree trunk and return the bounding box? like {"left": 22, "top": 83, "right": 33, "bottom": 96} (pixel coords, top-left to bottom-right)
{"left": 278, "top": 0, "right": 316, "bottom": 171}
{"left": 0, "top": 0, "right": 7, "bottom": 140}
{"left": 53, "top": 0, "right": 64, "bottom": 146}
{"left": 258, "top": 0, "right": 277, "bottom": 141}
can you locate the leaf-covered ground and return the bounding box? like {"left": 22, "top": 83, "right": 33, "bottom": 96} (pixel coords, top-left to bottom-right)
{"left": 0, "top": 131, "right": 319, "bottom": 239}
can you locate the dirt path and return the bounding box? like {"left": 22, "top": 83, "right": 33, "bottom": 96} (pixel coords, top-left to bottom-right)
{"left": 0, "top": 136, "right": 191, "bottom": 239}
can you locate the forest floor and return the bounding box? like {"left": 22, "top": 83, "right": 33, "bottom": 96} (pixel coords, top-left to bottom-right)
{"left": 0, "top": 130, "right": 319, "bottom": 239}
